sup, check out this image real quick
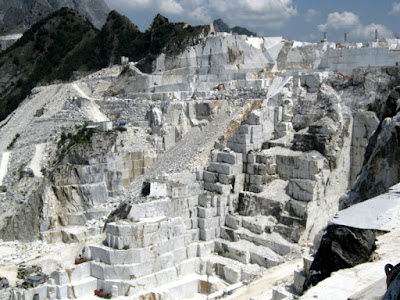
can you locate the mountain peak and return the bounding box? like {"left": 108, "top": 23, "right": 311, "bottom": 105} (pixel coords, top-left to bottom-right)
{"left": 0, "top": 0, "right": 110, "bottom": 35}
{"left": 213, "top": 18, "right": 257, "bottom": 36}
{"left": 151, "top": 13, "right": 170, "bottom": 30}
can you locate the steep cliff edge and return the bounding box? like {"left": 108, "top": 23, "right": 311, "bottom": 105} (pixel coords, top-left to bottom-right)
{"left": 340, "top": 68, "right": 400, "bottom": 208}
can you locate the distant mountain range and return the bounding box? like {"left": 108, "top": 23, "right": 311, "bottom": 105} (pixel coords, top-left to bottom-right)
{"left": 0, "top": 0, "right": 110, "bottom": 34}
{"left": 213, "top": 18, "right": 257, "bottom": 36}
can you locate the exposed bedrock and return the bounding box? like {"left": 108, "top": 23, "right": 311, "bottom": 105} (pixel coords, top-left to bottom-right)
{"left": 0, "top": 181, "right": 46, "bottom": 241}
{"left": 303, "top": 224, "right": 378, "bottom": 290}
{"left": 341, "top": 85, "right": 400, "bottom": 208}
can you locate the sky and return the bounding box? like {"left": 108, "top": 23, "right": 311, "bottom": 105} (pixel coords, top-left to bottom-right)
{"left": 104, "top": 0, "right": 400, "bottom": 43}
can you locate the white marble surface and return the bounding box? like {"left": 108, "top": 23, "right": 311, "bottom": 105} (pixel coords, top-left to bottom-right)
{"left": 332, "top": 183, "right": 400, "bottom": 231}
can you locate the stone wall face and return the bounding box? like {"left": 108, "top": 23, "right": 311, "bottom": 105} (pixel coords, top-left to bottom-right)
{"left": 319, "top": 47, "right": 400, "bottom": 75}
{"left": 350, "top": 111, "right": 379, "bottom": 184}
{"left": 53, "top": 151, "right": 155, "bottom": 204}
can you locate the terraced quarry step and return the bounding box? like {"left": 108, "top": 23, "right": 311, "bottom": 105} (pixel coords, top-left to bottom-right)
{"left": 98, "top": 260, "right": 201, "bottom": 296}
{"left": 129, "top": 273, "right": 207, "bottom": 300}
{"left": 91, "top": 257, "right": 199, "bottom": 280}
{"left": 215, "top": 239, "right": 284, "bottom": 269}
{"left": 42, "top": 225, "right": 102, "bottom": 243}
{"left": 220, "top": 225, "right": 299, "bottom": 257}
{"left": 67, "top": 208, "right": 109, "bottom": 226}
{"left": 234, "top": 227, "right": 299, "bottom": 256}
{"left": 204, "top": 253, "right": 265, "bottom": 284}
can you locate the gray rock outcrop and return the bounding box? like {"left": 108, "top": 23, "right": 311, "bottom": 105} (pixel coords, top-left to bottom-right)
{"left": 303, "top": 224, "right": 377, "bottom": 290}
{"left": 341, "top": 84, "right": 400, "bottom": 208}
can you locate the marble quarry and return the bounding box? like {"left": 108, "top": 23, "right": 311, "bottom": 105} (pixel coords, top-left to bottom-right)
{"left": 0, "top": 31, "right": 400, "bottom": 299}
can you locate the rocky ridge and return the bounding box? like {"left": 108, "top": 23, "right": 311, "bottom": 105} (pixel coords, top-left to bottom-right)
{"left": 213, "top": 18, "right": 257, "bottom": 36}
{"left": 0, "top": 0, "right": 109, "bottom": 34}
{"left": 0, "top": 10, "right": 209, "bottom": 122}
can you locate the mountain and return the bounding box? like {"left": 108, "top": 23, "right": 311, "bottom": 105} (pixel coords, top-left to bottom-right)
{"left": 213, "top": 18, "right": 257, "bottom": 36}
{"left": 0, "top": 7, "right": 98, "bottom": 121}
{"left": 0, "top": 10, "right": 208, "bottom": 121}
{"left": 213, "top": 18, "right": 230, "bottom": 32}
{"left": 56, "top": 10, "right": 142, "bottom": 78}
{"left": 0, "top": 0, "right": 109, "bottom": 34}
{"left": 57, "top": 12, "right": 207, "bottom": 77}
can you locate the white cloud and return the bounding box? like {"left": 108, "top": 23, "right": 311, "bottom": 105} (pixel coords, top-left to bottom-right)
{"left": 351, "top": 23, "right": 393, "bottom": 40}
{"left": 389, "top": 2, "right": 400, "bottom": 15}
{"left": 209, "top": 0, "right": 297, "bottom": 31}
{"left": 318, "top": 11, "right": 359, "bottom": 32}
{"left": 107, "top": 0, "right": 151, "bottom": 10}
{"left": 318, "top": 11, "right": 393, "bottom": 41}
{"left": 105, "top": 0, "right": 298, "bottom": 34}
{"left": 160, "top": 0, "right": 184, "bottom": 15}
{"left": 188, "top": 6, "right": 212, "bottom": 24}
{"left": 305, "top": 9, "right": 320, "bottom": 22}
{"left": 107, "top": 0, "right": 183, "bottom": 15}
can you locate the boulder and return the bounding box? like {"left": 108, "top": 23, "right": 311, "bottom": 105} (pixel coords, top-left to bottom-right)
{"left": 303, "top": 224, "right": 377, "bottom": 291}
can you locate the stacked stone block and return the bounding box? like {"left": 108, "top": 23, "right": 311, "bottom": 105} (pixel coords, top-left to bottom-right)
{"left": 89, "top": 213, "right": 201, "bottom": 296}
{"left": 203, "top": 151, "right": 244, "bottom": 195}
{"left": 237, "top": 191, "right": 304, "bottom": 243}
{"left": 215, "top": 204, "right": 301, "bottom": 282}
{"left": 200, "top": 254, "right": 264, "bottom": 285}
{"left": 106, "top": 217, "right": 190, "bottom": 250}
{"left": 198, "top": 193, "right": 232, "bottom": 241}
{"left": 227, "top": 110, "right": 268, "bottom": 154}
{"left": 275, "top": 150, "right": 327, "bottom": 202}
{"left": 274, "top": 121, "right": 293, "bottom": 139}
{"left": 293, "top": 255, "right": 314, "bottom": 295}
{"left": 269, "top": 96, "right": 294, "bottom": 140}
{"left": 245, "top": 151, "right": 278, "bottom": 193}
{"left": 101, "top": 151, "right": 155, "bottom": 195}
{"left": 74, "top": 178, "right": 209, "bottom": 297}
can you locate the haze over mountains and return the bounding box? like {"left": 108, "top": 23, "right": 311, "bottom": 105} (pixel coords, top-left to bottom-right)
{"left": 0, "top": 0, "right": 110, "bottom": 34}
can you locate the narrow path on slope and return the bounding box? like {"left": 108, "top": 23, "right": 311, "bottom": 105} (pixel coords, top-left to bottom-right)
{"left": 28, "top": 143, "right": 45, "bottom": 177}
{"left": 72, "top": 83, "right": 93, "bottom": 100}
{"left": 72, "top": 83, "right": 109, "bottom": 122}
{"left": 0, "top": 151, "right": 10, "bottom": 185}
